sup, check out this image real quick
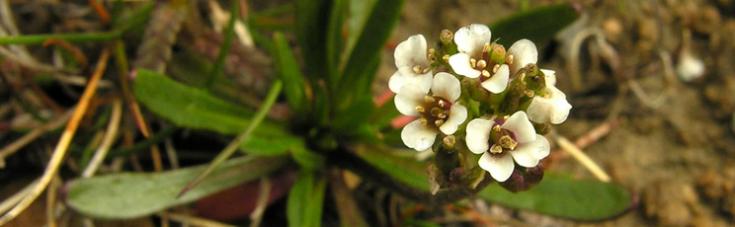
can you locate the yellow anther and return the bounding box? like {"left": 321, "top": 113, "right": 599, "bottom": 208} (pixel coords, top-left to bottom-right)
{"left": 416, "top": 106, "right": 426, "bottom": 113}
{"left": 493, "top": 64, "right": 500, "bottom": 73}
{"left": 506, "top": 54, "right": 514, "bottom": 65}
{"left": 437, "top": 113, "right": 447, "bottom": 119}
{"left": 477, "top": 59, "right": 487, "bottom": 69}
{"left": 437, "top": 99, "right": 447, "bottom": 108}
{"left": 419, "top": 118, "right": 429, "bottom": 126}
{"left": 489, "top": 144, "right": 504, "bottom": 154}
{"left": 434, "top": 119, "right": 445, "bottom": 126}
{"left": 470, "top": 58, "right": 477, "bottom": 68}
{"left": 482, "top": 70, "right": 491, "bottom": 77}
{"left": 412, "top": 65, "right": 423, "bottom": 74}
{"left": 498, "top": 135, "right": 518, "bottom": 150}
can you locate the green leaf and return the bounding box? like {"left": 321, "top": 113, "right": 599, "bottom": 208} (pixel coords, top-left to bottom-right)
{"left": 326, "top": 0, "right": 347, "bottom": 89}
{"left": 356, "top": 146, "right": 430, "bottom": 191}
{"left": 272, "top": 32, "right": 308, "bottom": 113}
{"left": 479, "top": 174, "right": 632, "bottom": 221}
{"left": 66, "top": 156, "right": 286, "bottom": 219}
{"left": 491, "top": 4, "right": 578, "bottom": 46}
{"left": 357, "top": 147, "right": 631, "bottom": 220}
{"left": 133, "top": 69, "right": 299, "bottom": 156}
{"left": 295, "top": 0, "right": 330, "bottom": 81}
{"left": 288, "top": 170, "right": 327, "bottom": 227}
{"left": 134, "top": 69, "right": 254, "bottom": 135}
{"left": 341, "top": 0, "right": 378, "bottom": 68}
{"left": 338, "top": 0, "right": 403, "bottom": 101}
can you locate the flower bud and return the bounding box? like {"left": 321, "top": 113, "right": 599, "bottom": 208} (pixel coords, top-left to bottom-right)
{"left": 498, "top": 165, "right": 545, "bottom": 192}
{"left": 440, "top": 29, "right": 453, "bottom": 45}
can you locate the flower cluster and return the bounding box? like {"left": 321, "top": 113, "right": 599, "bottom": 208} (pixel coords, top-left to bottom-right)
{"left": 389, "top": 24, "right": 572, "bottom": 186}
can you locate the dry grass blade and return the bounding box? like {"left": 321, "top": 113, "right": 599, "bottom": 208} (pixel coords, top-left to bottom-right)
{"left": 0, "top": 110, "right": 72, "bottom": 168}
{"left": 0, "top": 180, "right": 37, "bottom": 215}
{"left": 555, "top": 136, "right": 611, "bottom": 182}
{"left": 0, "top": 50, "right": 110, "bottom": 225}
{"left": 249, "top": 177, "right": 271, "bottom": 227}
{"left": 82, "top": 98, "right": 123, "bottom": 177}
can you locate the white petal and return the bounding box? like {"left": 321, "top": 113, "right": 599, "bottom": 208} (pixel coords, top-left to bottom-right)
{"left": 541, "top": 69, "right": 556, "bottom": 86}
{"left": 480, "top": 64, "right": 510, "bottom": 93}
{"left": 526, "top": 97, "right": 551, "bottom": 124}
{"left": 478, "top": 153, "right": 514, "bottom": 182}
{"left": 431, "top": 72, "right": 462, "bottom": 102}
{"left": 511, "top": 135, "right": 550, "bottom": 167}
{"left": 527, "top": 86, "right": 572, "bottom": 124}
{"left": 508, "top": 39, "right": 538, "bottom": 73}
{"left": 389, "top": 70, "right": 432, "bottom": 94}
{"left": 401, "top": 120, "right": 437, "bottom": 151}
{"left": 454, "top": 24, "right": 491, "bottom": 54}
{"left": 501, "top": 111, "right": 536, "bottom": 144}
{"left": 395, "top": 85, "right": 427, "bottom": 116}
{"left": 388, "top": 71, "right": 405, "bottom": 93}
{"left": 439, "top": 104, "right": 467, "bottom": 135}
{"left": 449, "top": 53, "right": 481, "bottom": 78}
{"left": 394, "top": 35, "right": 428, "bottom": 69}
{"left": 550, "top": 96, "right": 572, "bottom": 124}
{"left": 465, "top": 118, "right": 493, "bottom": 154}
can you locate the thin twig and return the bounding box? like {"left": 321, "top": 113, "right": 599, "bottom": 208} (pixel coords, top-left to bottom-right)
{"left": 0, "top": 50, "right": 110, "bottom": 225}
{"left": 249, "top": 177, "right": 271, "bottom": 227}
{"left": 82, "top": 98, "right": 122, "bottom": 177}
{"left": 163, "top": 212, "right": 236, "bottom": 227}
{"left": 555, "top": 136, "right": 611, "bottom": 182}
{"left": 0, "top": 110, "right": 72, "bottom": 167}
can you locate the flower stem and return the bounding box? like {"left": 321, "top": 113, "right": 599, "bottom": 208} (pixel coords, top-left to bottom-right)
{"left": 0, "top": 31, "right": 120, "bottom": 45}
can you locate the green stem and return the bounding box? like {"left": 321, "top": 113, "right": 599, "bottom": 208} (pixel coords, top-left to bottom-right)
{"left": 0, "top": 32, "right": 121, "bottom": 45}
{"left": 0, "top": 2, "right": 154, "bottom": 46}
{"left": 179, "top": 80, "right": 284, "bottom": 197}
{"left": 205, "top": 0, "right": 239, "bottom": 90}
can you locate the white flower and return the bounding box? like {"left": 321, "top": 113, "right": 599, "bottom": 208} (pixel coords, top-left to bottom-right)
{"left": 526, "top": 69, "right": 572, "bottom": 124}
{"left": 448, "top": 24, "right": 510, "bottom": 94}
{"left": 465, "top": 111, "right": 550, "bottom": 182}
{"left": 507, "top": 39, "right": 538, "bottom": 74}
{"left": 395, "top": 72, "right": 468, "bottom": 151}
{"left": 389, "top": 35, "right": 433, "bottom": 93}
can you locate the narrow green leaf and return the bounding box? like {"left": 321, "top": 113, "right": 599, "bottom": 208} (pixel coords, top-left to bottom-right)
{"left": 479, "top": 175, "right": 631, "bottom": 221}
{"left": 179, "top": 81, "right": 283, "bottom": 197}
{"left": 356, "top": 146, "right": 430, "bottom": 191}
{"left": 272, "top": 32, "right": 307, "bottom": 113}
{"left": 133, "top": 69, "right": 298, "bottom": 156}
{"left": 288, "top": 170, "right": 327, "bottom": 227}
{"left": 66, "top": 156, "right": 286, "bottom": 219}
{"left": 295, "top": 0, "right": 330, "bottom": 81}
{"left": 326, "top": 0, "right": 347, "bottom": 90}
{"left": 205, "top": 0, "right": 239, "bottom": 89}
{"left": 134, "top": 69, "right": 255, "bottom": 134}
{"left": 490, "top": 4, "right": 578, "bottom": 46}
{"left": 340, "top": 0, "right": 378, "bottom": 68}
{"left": 338, "top": 0, "right": 402, "bottom": 108}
